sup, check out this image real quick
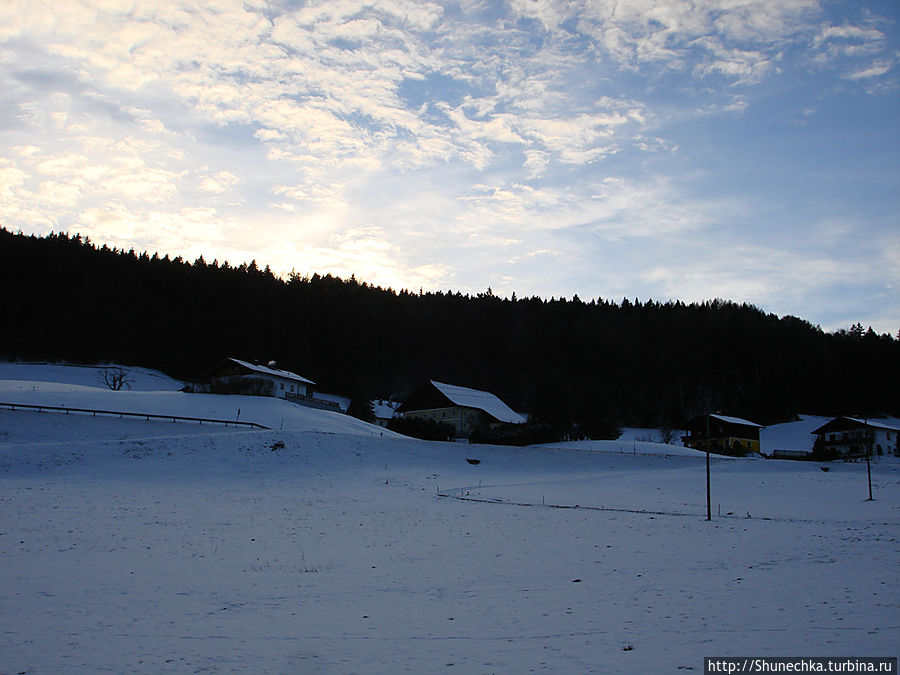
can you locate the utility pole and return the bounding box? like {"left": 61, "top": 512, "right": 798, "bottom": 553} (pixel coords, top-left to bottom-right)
{"left": 865, "top": 418, "right": 873, "bottom": 501}
{"left": 706, "top": 398, "right": 712, "bottom": 521}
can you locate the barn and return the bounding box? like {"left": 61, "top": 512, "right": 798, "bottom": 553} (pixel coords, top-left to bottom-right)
{"left": 397, "top": 380, "right": 526, "bottom": 439}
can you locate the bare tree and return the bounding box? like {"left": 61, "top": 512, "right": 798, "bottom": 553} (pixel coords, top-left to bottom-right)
{"left": 101, "top": 366, "right": 132, "bottom": 391}
{"left": 659, "top": 425, "right": 677, "bottom": 445}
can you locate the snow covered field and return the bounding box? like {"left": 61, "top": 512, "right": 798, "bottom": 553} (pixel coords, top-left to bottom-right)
{"left": 1, "top": 364, "right": 897, "bottom": 673}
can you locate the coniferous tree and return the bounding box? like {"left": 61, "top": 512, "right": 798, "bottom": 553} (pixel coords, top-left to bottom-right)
{"left": 1, "top": 226, "right": 898, "bottom": 436}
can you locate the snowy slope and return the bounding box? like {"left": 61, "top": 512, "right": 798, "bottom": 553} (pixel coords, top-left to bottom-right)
{"left": 618, "top": 426, "right": 686, "bottom": 445}
{"left": 0, "top": 361, "right": 184, "bottom": 391}
{"left": 760, "top": 414, "right": 831, "bottom": 456}
{"left": 1, "top": 364, "right": 897, "bottom": 673}
{"left": 536, "top": 438, "right": 710, "bottom": 458}
{"left": 0, "top": 366, "right": 398, "bottom": 439}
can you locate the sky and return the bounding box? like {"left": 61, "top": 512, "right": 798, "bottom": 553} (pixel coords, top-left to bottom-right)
{"left": 1, "top": 0, "right": 898, "bottom": 334}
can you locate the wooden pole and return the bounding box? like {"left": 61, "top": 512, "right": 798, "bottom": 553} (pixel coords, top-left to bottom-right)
{"left": 706, "top": 403, "right": 712, "bottom": 521}
{"left": 865, "top": 419, "right": 873, "bottom": 501}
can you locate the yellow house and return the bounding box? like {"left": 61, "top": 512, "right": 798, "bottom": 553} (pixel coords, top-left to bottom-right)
{"left": 682, "top": 414, "right": 763, "bottom": 456}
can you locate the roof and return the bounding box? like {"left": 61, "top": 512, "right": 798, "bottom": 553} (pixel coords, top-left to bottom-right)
{"left": 227, "top": 358, "right": 315, "bottom": 385}
{"left": 373, "top": 399, "right": 399, "bottom": 420}
{"left": 430, "top": 380, "right": 527, "bottom": 425}
{"left": 811, "top": 416, "right": 900, "bottom": 435}
{"left": 709, "top": 414, "right": 763, "bottom": 428}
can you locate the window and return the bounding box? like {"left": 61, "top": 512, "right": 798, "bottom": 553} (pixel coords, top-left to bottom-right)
{"left": 289, "top": 384, "right": 294, "bottom": 392}
{"left": 280, "top": 382, "right": 284, "bottom": 390}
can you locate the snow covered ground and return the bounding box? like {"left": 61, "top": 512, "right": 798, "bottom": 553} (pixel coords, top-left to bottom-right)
{"left": 0, "top": 361, "right": 185, "bottom": 392}
{"left": 618, "top": 427, "right": 686, "bottom": 446}
{"left": 760, "top": 415, "right": 831, "bottom": 457}
{"left": 1, "top": 364, "right": 897, "bottom": 673}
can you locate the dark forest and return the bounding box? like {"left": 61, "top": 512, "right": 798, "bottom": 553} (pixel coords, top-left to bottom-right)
{"left": 2, "top": 227, "right": 898, "bottom": 437}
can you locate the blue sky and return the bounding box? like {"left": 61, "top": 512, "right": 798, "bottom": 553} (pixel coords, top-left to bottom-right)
{"left": 2, "top": 0, "right": 898, "bottom": 333}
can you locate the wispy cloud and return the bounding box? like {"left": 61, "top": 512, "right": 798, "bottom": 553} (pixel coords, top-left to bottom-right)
{"left": 1, "top": 0, "right": 898, "bottom": 332}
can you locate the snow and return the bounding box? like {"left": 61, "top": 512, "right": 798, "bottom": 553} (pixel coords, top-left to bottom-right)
{"left": 1, "top": 364, "right": 898, "bottom": 672}
{"left": 431, "top": 380, "right": 527, "bottom": 424}
{"left": 0, "top": 380, "right": 397, "bottom": 439}
{"left": 710, "top": 413, "right": 763, "bottom": 427}
{"left": 373, "top": 399, "right": 399, "bottom": 419}
{"left": 618, "top": 427, "right": 686, "bottom": 445}
{"left": 760, "top": 415, "right": 831, "bottom": 457}
{"left": 820, "top": 417, "right": 900, "bottom": 433}
{"left": 535, "top": 438, "right": 726, "bottom": 459}
{"left": 0, "top": 361, "right": 184, "bottom": 392}
{"left": 314, "top": 391, "right": 352, "bottom": 413}
{"left": 225, "top": 357, "right": 315, "bottom": 385}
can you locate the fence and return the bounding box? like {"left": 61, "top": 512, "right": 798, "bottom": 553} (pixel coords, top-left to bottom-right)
{"left": 284, "top": 392, "right": 343, "bottom": 411}
{"left": 0, "top": 401, "right": 269, "bottom": 429}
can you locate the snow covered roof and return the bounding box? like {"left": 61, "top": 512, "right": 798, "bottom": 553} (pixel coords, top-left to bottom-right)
{"left": 228, "top": 358, "right": 315, "bottom": 385}
{"left": 430, "top": 380, "right": 527, "bottom": 425}
{"left": 373, "top": 399, "right": 399, "bottom": 420}
{"left": 842, "top": 417, "right": 900, "bottom": 431}
{"left": 710, "top": 414, "right": 763, "bottom": 428}
{"left": 812, "top": 416, "right": 900, "bottom": 434}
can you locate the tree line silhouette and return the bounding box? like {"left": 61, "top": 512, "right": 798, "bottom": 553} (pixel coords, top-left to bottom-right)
{"left": 2, "top": 227, "right": 898, "bottom": 437}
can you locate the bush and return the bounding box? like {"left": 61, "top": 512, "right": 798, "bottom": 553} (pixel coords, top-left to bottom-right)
{"left": 387, "top": 416, "right": 456, "bottom": 441}
{"left": 470, "top": 422, "right": 557, "bottom": 446}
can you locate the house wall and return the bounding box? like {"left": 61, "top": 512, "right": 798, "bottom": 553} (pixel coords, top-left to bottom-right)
{"left": 205, "top": 360, "right": 313, "bottom": 399}
{"left": 209, "top": 374, "right": 311, "bottom": 399}
{"left": 682, "top": 416, "right": 761, "bottom": 456}
{"left": 269, "top": 376, "right": 311, "bottom": 399}
{"left": 682, "top": 435, "right": 760, "bottom": 455}
{"left": 821, "top": 427, "right": 899, "bottom": 456}
{"left": 402, "top": 406, "right": 488, "bottom": 437}
{"left": 209, "top": 374, "right": 275, "bottom": 397}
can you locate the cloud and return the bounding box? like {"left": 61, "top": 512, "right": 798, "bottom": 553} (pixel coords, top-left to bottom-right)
{"left": 638, "top": 223, "right": 900, "bottom": 333}
{"left": 523, "top": 149, "right": 550, "bottom": 178}
{"left": 809, "top": 17, "right": 897, "bottom": 88}
{"left": 844, "top": 59, "right": 893, "bottom": 81}
{"left": 1, "top": 0, "right": 897, "bottom": 334}
{"left": 507, "top": 0, "right": 820, "bottom": 78}
{"left": 271, "top": 182, "right": 349, "bottom": 209}
{"left": 74, "top": 203, "right": 232, "bottom": 259}
{"left": 197, "top": 171, "right": 240, "bottom": 195}
{"left": 274, "top": 225, "right": 454, "bottom": 291}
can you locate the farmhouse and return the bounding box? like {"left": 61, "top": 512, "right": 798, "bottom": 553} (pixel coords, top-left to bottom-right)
{"left": 682, "top": 414, "right": 763, "bottom": 456}
{"left": 397, "top": 380, "right": 526, "bottom": 438}
{"left": 811, "top": 417, "right": 900, "bottom": 458}
{"left": 200, "top": 358, "right": 315, "bottom": 400}
{"left": 372, "top": 399, "right": 400, "bottom": 428}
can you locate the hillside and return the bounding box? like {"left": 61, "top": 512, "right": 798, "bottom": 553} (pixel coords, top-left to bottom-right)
{"left": 0, "top": 362, "right": 398, "bottom": 440}
{"left": 1, "top": 363, "right": 897, "bottom": 672}
{"left": 2, "top": 228, "right": 899, "bottom": 435}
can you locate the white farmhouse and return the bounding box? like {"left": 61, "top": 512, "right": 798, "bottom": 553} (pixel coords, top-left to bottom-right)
{"left": 201, "top": 357, "right": 315, "bottom": 400}
{"left": 811, "top": 417, "right": 900, "bottom": 457}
